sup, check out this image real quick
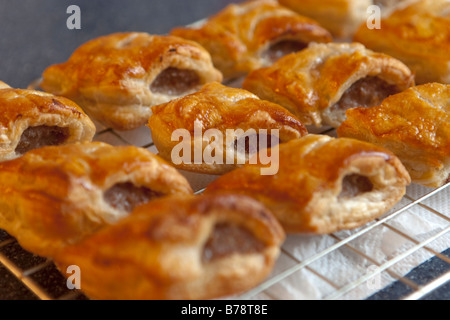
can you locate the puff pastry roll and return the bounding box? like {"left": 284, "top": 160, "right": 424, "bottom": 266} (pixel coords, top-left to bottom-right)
{"left": 0, "top": 142, "right": 193, "bottom": 257}
{"left": 205, "top": 135, "right": 411, "bottom": 234}
{"left": 54, "top": 193, "right": 285, "bottom": 300}
{"left": 148, "top": 82, "right": 308, "bottom": 174}
{"left": 338, "top": 83, "right": 450, "bottom": 188}
{"left": 0, "top": 82, "right": 95, "bottom": 161}
{"left": 171, "top": 0, "right": 332, "bottom": 80}
{"left": 40, "top": 32, "right": 223, "bottom": 131}
{"left": 243, "top": 42, "right": 414, "bottom": 128}
{"left": 278, "top": 0, "right": 415, "bottom": 39}
{"left": 354, "top": 0, "right": 450, "bottom": 84}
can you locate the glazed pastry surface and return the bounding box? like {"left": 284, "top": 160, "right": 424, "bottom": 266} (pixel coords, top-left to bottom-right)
{"left": 171, "top": 0, "right": 332, "bottom": 80}
{"left": 0, "top": 142, "right": 193, "bottom": 257}
{"left": 0, "top": 82, "right": 95, "bottom": 161}
{"left": 243, "top": 42, "right": 414, "bottom": 128}
{"left": 54, "top": 193, "right": 285, "bottom": 300}
{"left": 41, "top": 32, "right": 222, "bottom": 130}
{"left": 148, "top": 82, "right": 308, "bottom": 174}
{"left": 205, "top": 135, "right": 411, "bottom": 234}
{"left": 354, "top": 0, "right": 450, "bottom": 84}
{"left": 338, "top": 83, "right": 450, "bottom": 188}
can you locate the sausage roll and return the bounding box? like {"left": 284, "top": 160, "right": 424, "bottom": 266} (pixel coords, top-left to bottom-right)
{"left": 0, "top": 82, "right": 95, "bottom": 162}
{"left": 205, "top": 135, "right": 411, "bottom": 234}
{"left": 278, "top": 0, "right": 415, "bottom": 39}
{"left": 171, "top": 0, "right": 332, "bottom": 80}
{"left": 40, "top": 32, "right": 223, "bottom": 131}
{"left": 0, "top": 142, "right": 193, "bottom": 257}
{"left": 338, "top": 83, "right": 450, "bottom": 188}
{"left": 243, "top": 42, "right": 414, "bottom": 128}
{"left": 354, "top": 0, "right": 450, "bottom": 85}
{"left": 54, "top": 193, "right": 285, "bottom": 300}
{"left": 148, "top": 82, "right": 308, "bottom": 174}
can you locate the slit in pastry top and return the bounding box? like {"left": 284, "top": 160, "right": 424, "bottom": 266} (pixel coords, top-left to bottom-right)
{"left": 242, "top": 42, "right": 414, "bottom": 128}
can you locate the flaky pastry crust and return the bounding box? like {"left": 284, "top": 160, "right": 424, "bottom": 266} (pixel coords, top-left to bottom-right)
{"left": 0, "top": 142, "right": 193, "bottom": 257}
{"left": 243, "top": 42, "right": 414, "bottom": 128}
{"left": 40, "top": 32, "right": 222, "bottom": 130}
{"left": 354, "top": 0, "right": 450, "bottom": 84}
{"left": 0, "top": 82, "right": 95, "bottom": 161}
{"left": 338, "top": 83, "right": 450, "bottom": 188}
{"left": 205, "top": 135, "right": 411, "bottom": 234}
{"left": 279, "top": 0, "right": 372, "bottom": 39}
{"left": 148, "top": 82, "right": 308, "bottom": 174}
{"left": 278, "top": 0, "right": 417, "bottom": 39}
{"left": 54, "top": 193, "right": 285, "bottom": 300}
{"left": 171, "top": 0, "right": 332, "bottom": 80}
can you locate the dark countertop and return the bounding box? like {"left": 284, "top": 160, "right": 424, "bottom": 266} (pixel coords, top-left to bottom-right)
{"left": 0, "top": 0, "right": 448, "bottom": 301}
{"left": 0, "top": 0, "right": 243, "bottom": 89}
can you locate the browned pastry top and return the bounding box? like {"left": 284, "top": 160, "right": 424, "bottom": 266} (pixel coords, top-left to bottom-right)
{"left": 355, "top": 0, "right": 450, "bottom": 59}
{"left": 205, "top": 134, "right": 410, "bottom": 233}
{"left": 54, "top": 193, "right": 285, "bottom": 300}
{"left": 0, "top": 141, "right": 191, "bottom": 191}
{"left": 149, "top": 82, "right": 307, "bottom": 136}
{"left": 243, "top": 42, "right": 414, "bottom": 126}
{"left": 41, "top": 32, "right": 216, "bottom": 99}
{"left": 171, "top": 0, "right": 332, "bottom": 78}
{"left": 206, "top": 135, "right": 409, "bottom": 207}
{"left": 0, "top": 86, "right": 89, "bottom": 130}
{"left": 338, "top": 83, "right": 450, "bottom": 164}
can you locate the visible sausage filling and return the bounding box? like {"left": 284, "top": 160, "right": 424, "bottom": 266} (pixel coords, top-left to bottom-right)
{"left": 339, "top": 174, "right": 374, "bottom": 199}
{"left": 263, "top": 40, "right": 308, "bottom": 64}
{"left": 150, "top": 67, "right": 201, "bottom": 96}
{"left": 332, "top": 76, "right": 399, "bottom": 112}
{"left": 15, "top": 125, "right": 69, "bottom": 155}
{"left": 202, "top": 223, "right": 265, "bottom": 263}
{"left": 104, "top": 182, "right": 163, "bottom": 213}
{"left": 234, "top": 134, "right": 274, "bottom": 155}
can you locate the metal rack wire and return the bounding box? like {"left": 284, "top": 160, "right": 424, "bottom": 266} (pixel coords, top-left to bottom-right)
{"left": 0, "top": 120, "right": 448, "bottom": 300}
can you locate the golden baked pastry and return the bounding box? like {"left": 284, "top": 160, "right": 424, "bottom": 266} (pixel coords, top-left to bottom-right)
{"left": 40, "top": 32, "right": 223, "bottom": 131}
{"left": 354, "top": 0, "right": 450, "bottom": 84}
{"left": 338, "top": 83, "right": 450, "bottom": 188}
{"left": 278, "top": 0, "right": 415, "bottom": 39}
{"left": 205, "top": 135, "right": 411, "bottom": 234}
{"left": 171, "top": 0, "right": 332, "bottom": 80}
{"left": 243, "top": 42, "right": 414, "bottom": 128}
{"left": 148, "top": 82, "right": 308, "bottom": 174}
{"left": 54, "top": 193, "right": 285, "bottom": 300}
{"left": 0, "top": 82, "right": 95, "bottom": 161}
{"left": 0, "top": 142, "right": 193, "bottom": 257}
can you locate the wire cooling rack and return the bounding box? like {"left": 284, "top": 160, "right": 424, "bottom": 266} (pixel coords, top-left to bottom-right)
{"left": 0, "top": 116, "right": 448, "bottom": 300}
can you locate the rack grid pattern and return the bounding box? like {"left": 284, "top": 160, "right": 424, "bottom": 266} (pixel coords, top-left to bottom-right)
{"left": 0, "top": 119, "right": 448, "bottom": 300}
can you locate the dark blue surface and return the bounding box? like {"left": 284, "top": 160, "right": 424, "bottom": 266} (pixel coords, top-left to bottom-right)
{"left": 0, "top": 0, "right": 242, "bottom": 88}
